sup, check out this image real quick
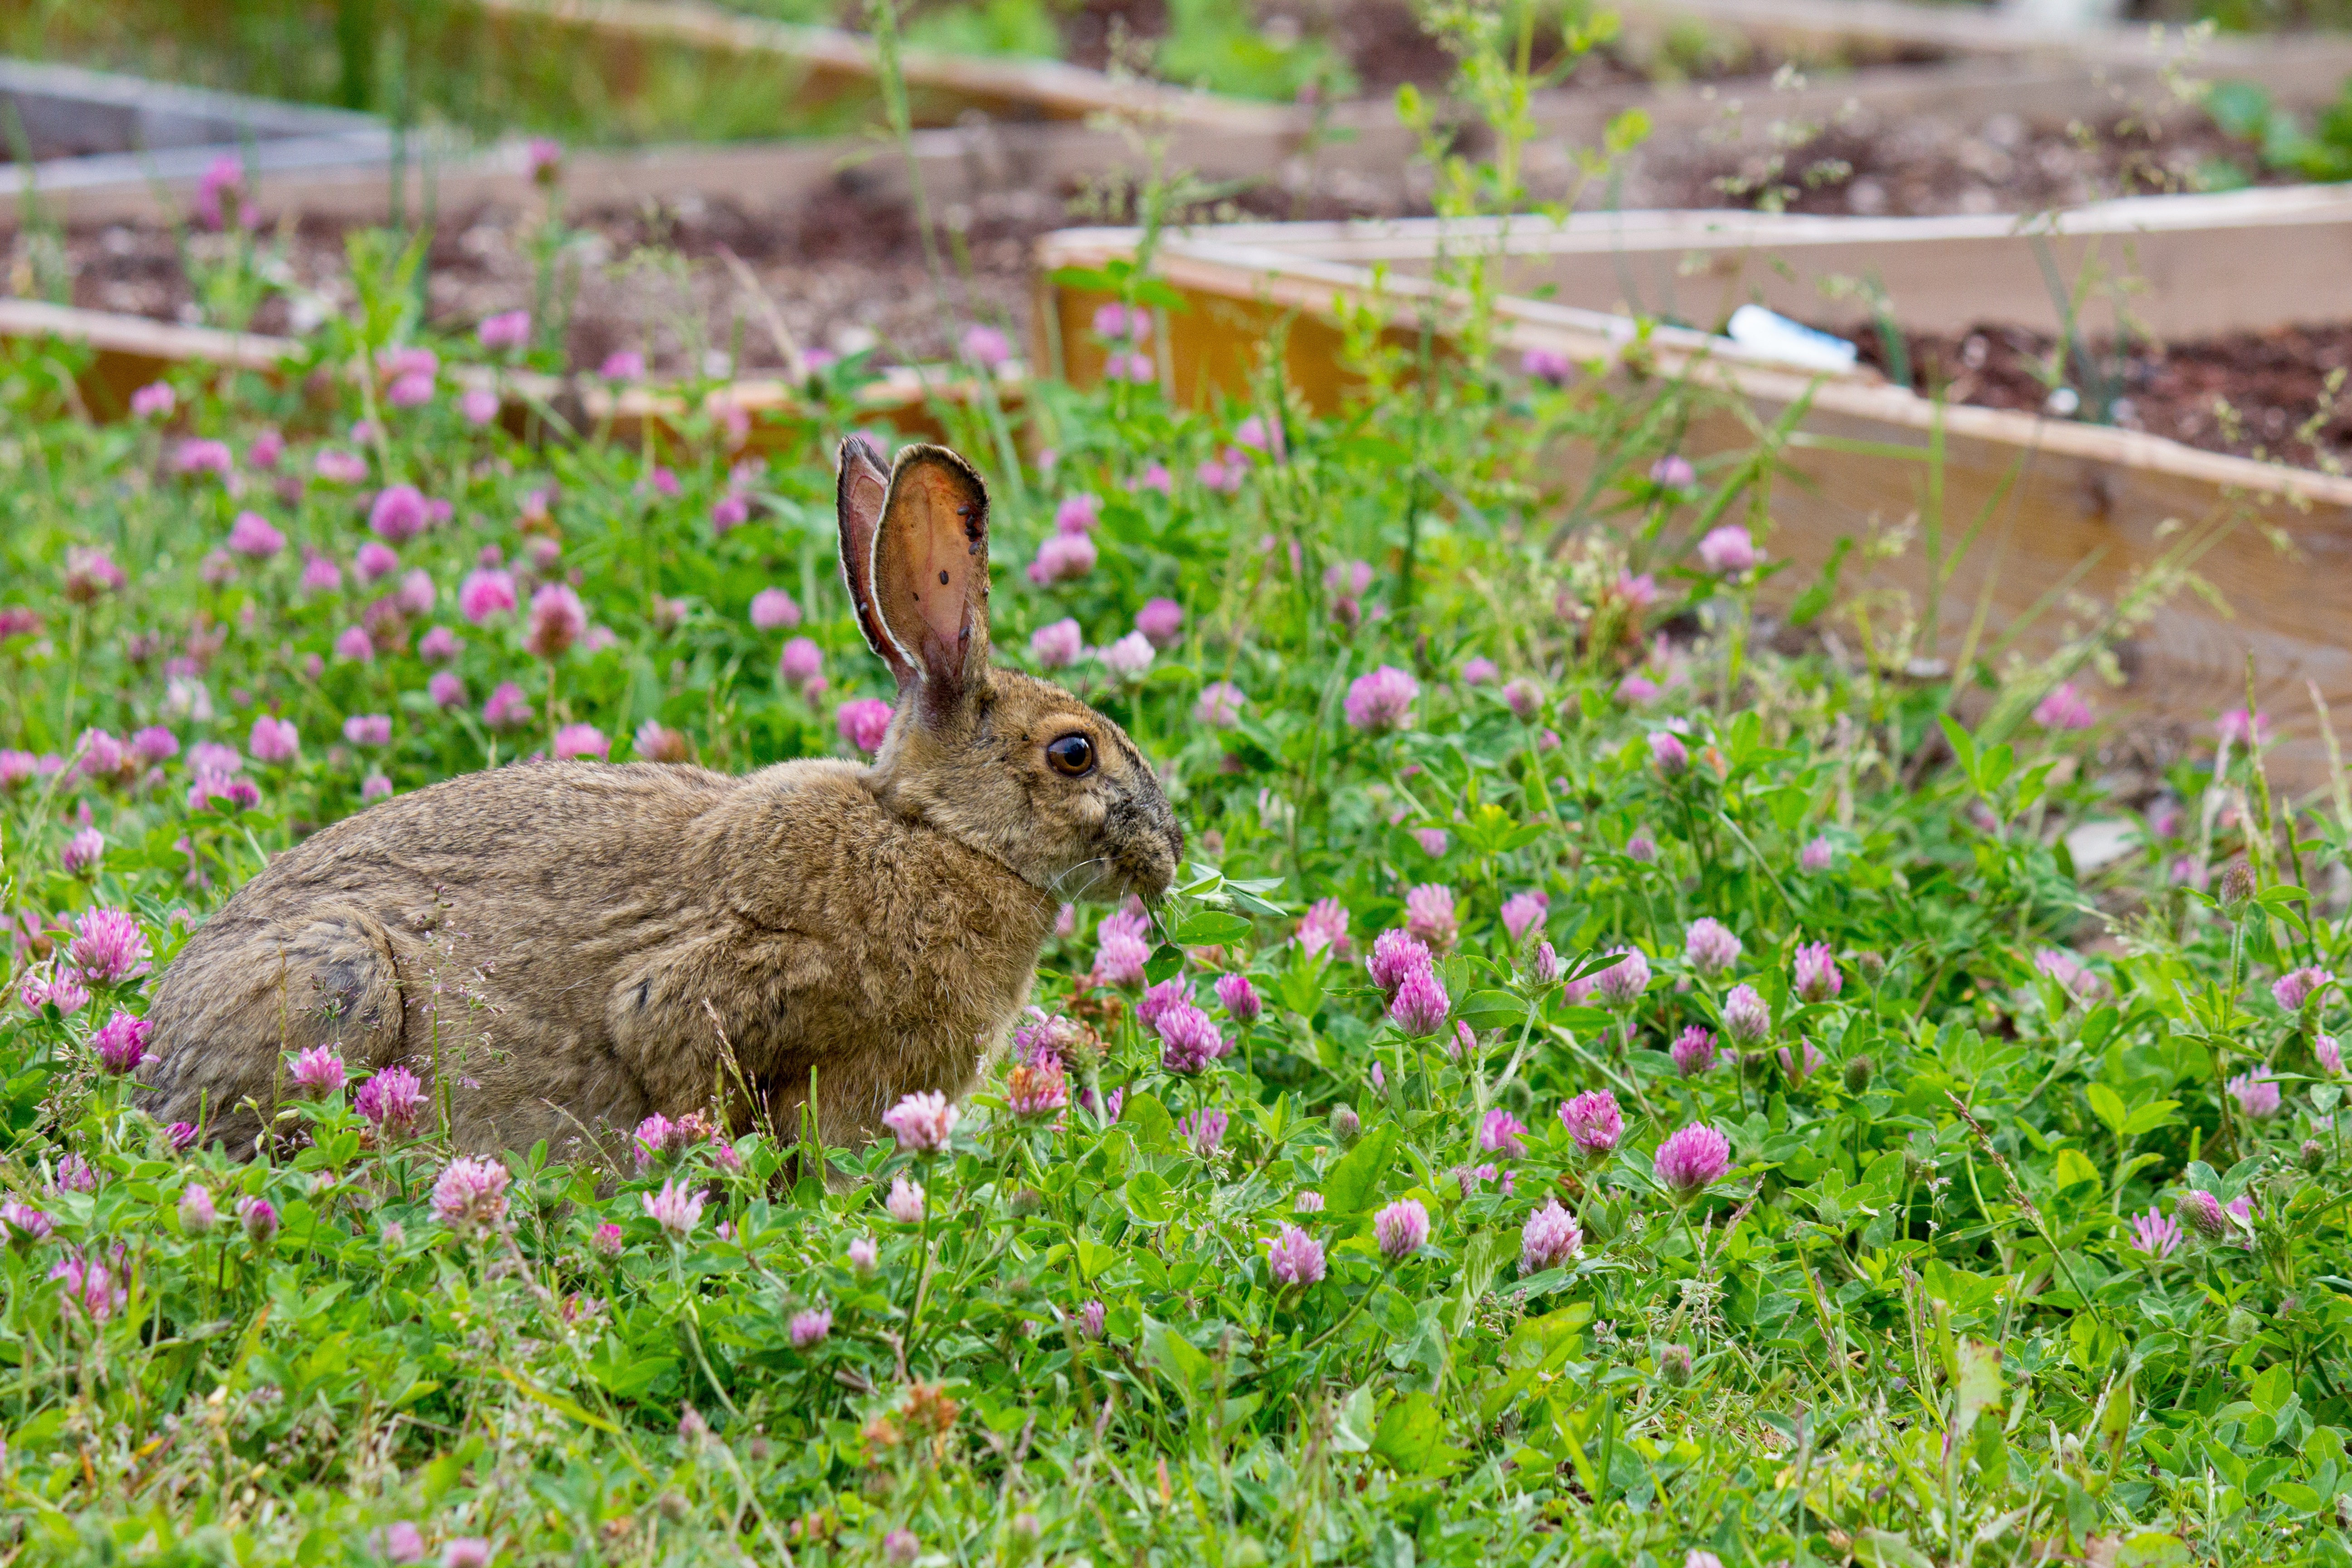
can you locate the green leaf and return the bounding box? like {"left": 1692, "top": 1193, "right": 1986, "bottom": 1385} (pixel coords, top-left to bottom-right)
{"left": 1227, "top": 884, "right": 1289, "bottom": 918}
{"left": 1123, "top": 1171, "right": 1173, "bottom": 1225}
{"left": 1076, "top": 1235, "right": 1118, "bottom": 1281}
{"left": 1278, "top": 957, "right": 1327, "bottom": 1019}
{"left": 1972, "top": 1409, "right": 2007, "bottom": 1478}
{"left": 1124, "top": 1091, "right": 1174, "bottom": 1151}
{"left": 2051, "top": 1147, "right": 2103, "bottom": 1192}
{"left": 1455, "top": 990, "right": 1529, "bottom": 1031}
{"left": 1331, "top": 1385, "right": 1377, "bottom": 1453}
{"left": 1938, "top": 715, "right": 1979, "bottom": 783}
{"left": 2250, "top": 1361, "right": 2294, "bottom": 1415}
{"left": 1387, "top": 1298, "right": 1451, "bottom": 1379}
{"left": 1978, "top": 742, "right": 2015, "bottom": 796}
{"left": 1140, "top": 1316, "right": 1209, "bottom": 1404}
{"left": 2209, "top": 78, "right": 2275, "bottom": 141}
{"left": 2122, "top": 1100, "right": 2181, "bottom": 1136}
{"left": 1604, "top": 106, "right": 1650, "bottom": 155}
{"left": 1856, "top": 1149, "right": 1906, "bottom": 1204}
{"left": 2086, "top": 1083, "right": 2128, "bottom": 1139}
{"left": 1853, "top": 1530, "right": 1935, "bottom": 1568}
{"left": 1457, "top": 802, "right": 1521, "bottom": 858}
{"left": 1130, "top": 276, "right": 1191, "bottom": 313}
{"left": 1173, "top": 911, "right": 1253, "bottom": 946}
{"left": 583, "top": 1352, "right": 674, "bottom": 1399}
{"left": 2113, "top": 1531, "right": 2194, "bottom": 1567}
{"left": 1788, "top": 536, "right": 1851, "bottom": 627}
{"left": 1144, "top": 943, "right": 1185, "bottom": 983}
{"left": 1322, "top": 1120, "right": 1399, "bottom": 1215}
{"left": 1371, "top": 1391, "right": 1464, "bottom": 1475}
{"left": 1955, "top": 1338, "right": 2003, "bottom": 1431}
{"left": 974, "top": 1393, "right": 1030, "bottom": 1435}
{"left": 2269, "top": 1480, "right": 2322, "bottom": 1512}
{"left": 1439, "top": 1228, "right": 1513, "bottom": 1347}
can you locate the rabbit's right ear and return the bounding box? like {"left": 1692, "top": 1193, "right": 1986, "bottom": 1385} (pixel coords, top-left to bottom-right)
{"left": 836, "top": 436, "right": 916, "bottom": 685}
{"left": 872, "top": 444, "right": 992, "bottom": 725}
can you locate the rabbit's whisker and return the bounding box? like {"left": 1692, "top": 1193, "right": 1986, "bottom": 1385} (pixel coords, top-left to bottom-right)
{"left": 1050, "top": 857, "right": 1113, "bottom": 899}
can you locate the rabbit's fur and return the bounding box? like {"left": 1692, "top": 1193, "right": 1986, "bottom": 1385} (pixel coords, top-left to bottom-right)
{"left": 136, "top": 438, "right": 1181, "bottom": 1158}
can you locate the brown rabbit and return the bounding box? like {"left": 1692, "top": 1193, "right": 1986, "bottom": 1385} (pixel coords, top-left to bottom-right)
{"left": 136, "top": 437, "right": 1182, "bottom": 1158}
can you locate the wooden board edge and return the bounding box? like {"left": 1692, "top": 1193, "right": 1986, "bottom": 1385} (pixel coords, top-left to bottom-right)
{"left": 0, "top": 297, "right": 1021, "bottom": 443}
{"left": 463, "top": 0, "right": 1290, "bottom": 129}
{"left": 1039, "top": 223, "right": 2352, "bottom": 510}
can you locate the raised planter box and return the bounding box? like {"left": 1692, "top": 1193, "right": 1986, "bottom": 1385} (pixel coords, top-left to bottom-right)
{"left": 1144, "top": 186, "right": 2352, "bottom": 341}
{"left": 1035, "top": 216, "right": 2352, "bottom": 792}
{"left": 1620, "top": 0, "right": 2352, "bottom": 88}
{"left": 0, "top": 56, "right": 391, "bottom": 211}
{"left": 15, "top": 0, "right": 2339, "bottom": 234}
{"left": 0, "top": 295, "right": 1013, "bottom": 440}
{"left": 466, "top": 0, "right": 1287, "bottom": 130}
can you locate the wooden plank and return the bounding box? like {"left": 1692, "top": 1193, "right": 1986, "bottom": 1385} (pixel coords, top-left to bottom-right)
{"left": 0, "top": 298, "right": 296, "bottom": 417}
{"left": 1042, "top": 224, "right": 2352, "bottom": 501}
{"left": 1620, "top": 0, "right": 2352, "bottom": 88}
{"left": 1035, "top": 222, "right": 2352, "bottom": 792}
{"left": 0, "top": 56, "right": 383, "bottom": 148}
{"left": 579, "top": 362, "right": 1025, "bottom": 448}
{"left": 1690, "top": 400, "right": 2352, "bottom": 793}
{"left": 0, "top": 113, "right": 1295, "bottom": 230}
{"left": 462, "top": 0, "right": 1290, "bottom": 131}
{"left": 1114, "top": 186, "right": 2352, "bottom": 340}
{"left": 0, "top": 297, "right": 1010, "bottom": 441}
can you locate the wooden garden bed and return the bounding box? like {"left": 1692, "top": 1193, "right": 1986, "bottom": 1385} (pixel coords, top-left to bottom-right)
{"left": 1622, "top": 0, "right": 2352, "bottom": 88}
{"left": 462, "top": 0, "right": 1289, "bottom": 129}
{"left": 1034, "top": 217, "right": 2352, "bottom": 793}
{"left": 0, "top": 296, "right": 1011, "bottom": 441}
{"left": 11, "top": 0, "right": 2342, "bottom": 232}
{"left": 0, "top": 56, "right": 392, "bottom": 206}
{"left": 1157, "top": 186, "right": 2352, "bottom": 342}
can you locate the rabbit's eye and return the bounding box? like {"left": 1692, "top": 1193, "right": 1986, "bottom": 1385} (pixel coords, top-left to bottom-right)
{"left": 1046, "top": 734, "right": 1096, "bottom": 778}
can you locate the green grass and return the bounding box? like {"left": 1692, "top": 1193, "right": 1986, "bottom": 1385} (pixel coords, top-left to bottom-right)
{"left": 2, "top": 18, "right": 2352, "bottom": 1568}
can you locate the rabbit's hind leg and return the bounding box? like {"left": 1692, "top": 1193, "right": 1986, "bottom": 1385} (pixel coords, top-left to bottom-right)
{"left": 139, "top": 905, "right": 410, "bottom": 1153}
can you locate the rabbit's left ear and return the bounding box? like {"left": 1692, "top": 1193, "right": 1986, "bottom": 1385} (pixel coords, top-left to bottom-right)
{"left": 873, "top": 443, "right": 991, "bottom": 721}
{"left": 836, "top": 435, "right": 915, "bottom": 686}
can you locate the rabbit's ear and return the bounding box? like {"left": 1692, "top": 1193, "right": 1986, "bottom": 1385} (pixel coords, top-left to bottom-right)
{"left": 874, "top": 444, "right": 991, "bottom": 721}
{"left": 836, "top": 436, "right": 915, "bottom": 684}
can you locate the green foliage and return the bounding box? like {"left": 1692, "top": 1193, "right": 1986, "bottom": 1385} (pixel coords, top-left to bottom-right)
{"left": 2205, "top": 75, "right": 2352, "bottom": 182}
{"left": 1154, "top": 0, "right": 1349, "bottom": 103}
{"left": 902, "top": 0, "right": 1061, "bottom": 60}
{"left": 0, "top": 12, "right": 2350, "bottom": 1568}
{"left": 4, "top": 261, "right": 2349, "bottom": 1561}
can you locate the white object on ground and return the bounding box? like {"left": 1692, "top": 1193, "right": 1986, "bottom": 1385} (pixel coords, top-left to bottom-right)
{"left": 1725, "top": 305, "right": 1859, "bottom": 375}
{"left": 2063, "top": 819, "right": 2142, "bottom": 874}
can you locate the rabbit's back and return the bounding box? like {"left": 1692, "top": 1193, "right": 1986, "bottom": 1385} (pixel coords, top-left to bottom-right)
{"left": 139, "top": 757, "right": 1060, "bottom": 1155}
{"left": 140, "top": 760, "right": 747, "bottom": 1150}
{"left": 222, "top": 759, "right": 738, "bottom": 919}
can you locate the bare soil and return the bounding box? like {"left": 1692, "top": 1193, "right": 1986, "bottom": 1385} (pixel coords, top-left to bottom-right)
{"left": 1616, "top": 101, "right": 2276, "bottom": 216}
{"left": 1846, "top": 321, "right": 2352, "bottom": 468}
{"left": 1045, "top": 0, "right": 1811, "bottom": 96}
{"left": 43, "top": 186, "right": 1051, "bottom": 375}
{"left": 22, "top": 164, "right": 1402, "bottom": 375}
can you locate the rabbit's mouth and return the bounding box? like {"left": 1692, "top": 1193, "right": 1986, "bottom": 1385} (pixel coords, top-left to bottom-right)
{"left": 1112, "top": 814, "right": 1184, "bottom": 903}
